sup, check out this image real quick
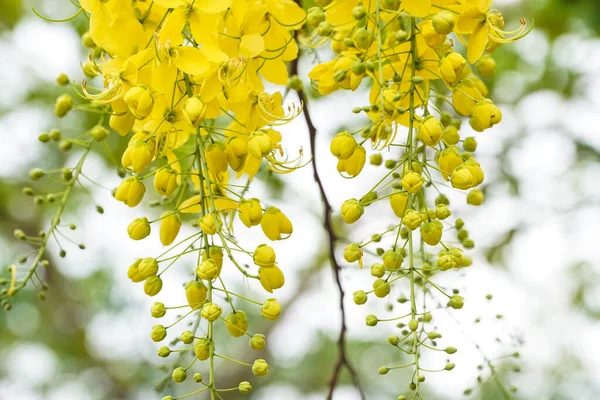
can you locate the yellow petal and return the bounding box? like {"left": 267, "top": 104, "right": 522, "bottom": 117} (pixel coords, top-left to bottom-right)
{"left": 467, "top": 24, "right": 488, "bottom": 64}
{"left": 195, "top": 0, "right": 232, "bottom": 13}
{"left": 173, "top": 47, "right": 210, "bottom": 76}
{"left": 159, "top": 8, "right": 186, "bottom": 45}
{"left": 260, "top": 59, "right": 288, "bottom": 85}
{"left": 79, "top": 0, "right": 100, "bottom": 13}
{"left": 200, "top": 46, "right": 228, "bottom": 63}
{"left": 189, "top": 10, "right": 220, "bottom": 48}
{"left": 456, "top": 8, "right": 485, "bottom": 34}
{"left": 153, "top": 0, "right": 186, "bottom": 8}
{"left": 402, "top": 0, "right": 431, "bottom": 17}
{"left": 89, "top": 5, "right": 109, "bottom": 46}
{"left": 180, "top": 195, "right": 201, "bottom": 213}
{"left": 240, "top": 34, "right": 265, "bottom": 58}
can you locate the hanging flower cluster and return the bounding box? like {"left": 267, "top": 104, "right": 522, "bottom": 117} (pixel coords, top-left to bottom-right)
{"left": 305, "top": 0, "right": 529, "bottom": 397}
{"left": 4, "top": 0, "right": 307, "bottom": 398}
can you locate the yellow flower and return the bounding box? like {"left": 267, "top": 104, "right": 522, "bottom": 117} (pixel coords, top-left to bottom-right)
{"left": 201, "top": 302, "right": 222, "bottom": 322}
{"left": 226, "top": 136, "right": 248, "bottom": 172}
{"left": 115, "top": 176, "right": 145, "bottom": 207}
{"left": 452, "top": 80, "right": 483, "bottom": 117}
{"left": 185, "top": 280, "right": 207, "bottom": 309}
{"left": 421, "top": 220, "right": 443, "bottom": 246}
{"left": 123, "top": 85, "right": 154, "bottom": 119}
{"left": 402, "top": 209, "right": 423, "bottom": 230}
{"left": 390, "top": 191, "right": 409, "bottom": 218}
{"left": 440, "top": 52, "right": 466, "bottom": 87}
{"left": 248, "top": 131, "right": 273, "bottom": 158}
{"left": 259, "top": 266, "right": 285, "bottom": 293}
{"left": 470, "top": 99, "right": 502, "bottom": 132}
{"left": 122, "top": 140, "right": 154, "bottom": 173}
{"left": 330, "top": 132, "right": 357, "bottom": 160}
{"left": 261, "top": 298, "right": 281, "bottom": 320}
{"left": 337, "top": 145, "right": 366, "bottom": 177}
{"left": 437, "top": 146, "right": 463, "bottom": 181}
{"left": 196, "top": 259, "right": 221, "bottom": 281}
{"left": 160, "top": 212, "right": 181, "bottom": 246}
{"left": 182, "top": 96, "right": 207, "bottom": 127}
{"left": 238, "top": 198, "right": 263, "bottom": 227}
{"left": 401, "top": 171, "right": 423, "bottom": 194}
{"left": 260, "top": 207, "right": 293, "bottom": 241}
{"left": 419, "top": 116, "right": 443, "bottom": 147}
{"left": 340, "top": 199, "right": 364, "bottom": 224}
{"left": 127, "top": 217, "right": 151, "bottom": 240}
{"left": 253, "top": 244, "right": 276, "bottom": 268}
{"left": 154, "top": 168, "right": 178, "bottom": 197}
{"left": 225, "top": 311, "right": 248, "bottom": 338}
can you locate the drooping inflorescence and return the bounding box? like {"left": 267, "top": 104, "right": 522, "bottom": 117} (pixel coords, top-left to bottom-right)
{"left": 303, "top": 0, "right": 530, "bottom": 397}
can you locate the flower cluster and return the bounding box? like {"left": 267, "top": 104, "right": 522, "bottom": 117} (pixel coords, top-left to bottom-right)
{"left": 305, "top": 0, "right": 529, "bottom": 397}
{"left": 4, "top": 0, "right": 307, "bottom": 398}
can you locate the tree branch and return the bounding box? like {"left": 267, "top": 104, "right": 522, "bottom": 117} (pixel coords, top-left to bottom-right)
{"left": 290, "top": 57, "right": 366, "bottom": 400}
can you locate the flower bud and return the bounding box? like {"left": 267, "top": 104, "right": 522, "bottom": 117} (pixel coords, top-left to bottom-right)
{"left": 445, "top": 346, "right": 457, "bottom": 354}
{"left": 202, "top": 246, "right": 224, "bottom": 269}
{"left": 127, "top": 259, "right": 144, "bottom": 283}
{"left": 421, "top": 220, "right": 443, "bottom": 246}
{"left": 476, "top": 55, "right": 496, "bottom": 77}
{"left": 440, "top": 52, "right": 466, "bottom": 87}
{"left": 449, "top": 295, "right": 464, "bottom": 309}
{"left": 307, "top": 7, "right": 326, "bottom": 28}
{"left": 158, "top": 346, "right": 171, "bottom": 357}
{"left": 463, "top": 136, "right": 477, "bottom": 152}
{"left": 238, "top": 198, "right": 262, "bottom": 227}
{"left": 181, "top": 330, "right": 195, "bottom": 344}
{"left": 151, "top": 302, "right": 166, "bottom": 318}
{"left": 123, "top": 140, "right": 153, "bottom": 173}
{"left": 196, "top": 259, "right": 221, "bottom": 281}
{"left": 253, "top": 244, "right": 276, "bottom": 268}
{"left": 437, "top": 254, "right": 457, "bottom": 271}
{"left": 388, "top": 336, "right": 400, "bottom": 346}
{"left": 470, "top": 99, "right": 502, "bottom": 132}
{"left": 55, "top": 94, "right": 73, "bottom": 118}
{"left": 261, "top": 298, "right": 281, "bottom": 320}
{"left": 451, "top": 166, "right": 475, "bottom": 190}
{"left": 432, "top": 10, "right": 456, "bottom": 34}
{"left": 239, "top": 381, "right": 252, "bottom": 393}
{"left": 288, "top": 75, "right": 303, "bottom": 91}
{"left": 115, "top": 176, "right": 146, "bottom": 207}
{"left": 29, "top": 168, "right": 44, "bottom": 180}
{"left": 401, "top": 171, "right": 423, "bottom": 194}
{"left": 201, "top": 302, "right": 222, "bottom": 322}
{"left": 389, "top": 191, "right": 409, "bottom": 218}
{"left": 344, "top": 243, "right": 363, "bottom": 268}
{"left": 337, "top": 145, "right": 366, "bottom": 177}
{"left": 252, "top": 359, "right": 269, "bottom": 376}
{"left": 250, "top": 334, "right": 266, "bottom": 350}
{"left": 109, "top": 112, "right": 135, "bottom": 136}
{"left": 408, "top": 319, "right": 419, "bottom": 332}
{"left": 206, "top": 141, "right": 228, "bottom": 175}
{"left": 435, "top": 204, "right": 451, "bottom": 220}
{"left": 378, "top": 366, "right": 389, "bottom": 375}
{"left": 185, "top": 280, "right": 207, "bottom": 309}
{"left": 151, "top": 325, "right": 167, "bottom": 342}
{"left": 353, "top": 28, "right": 374, "bottom": 49}
{"left": 160, "top": 212, "right": 181, "bottom": 246}
{"left": 330, "top": 132, "right": 357, "bottom": 160}
{"left": 353, "top": 290, "right": 368, "bottom": 305}
{"left": 370, "top": 153, "right": 383, "bottom": 166}
{"left": 124, "top": 85, "right": 154, "bottom": 119}
{"left": 373, "top": 279, "right": 390, "bottom": 298}
{"left": 371, "top": 263, "right": 385, "bottom": 278}
{"left": 172, "top": 367, "right": 187, "bottom": 383}
{"left": 128, "top": 217, "right": 151, "bottom": 240}
{"left": 467, "top": 189, "right": 484, "bottom": 206}
{"left": 419, "top": 116, "right": 443, "bottom": 147}
{"left": 225, "top": 311, "right": 248, "bottom": 338}
{"left": 193, "top": 373, "right": 203, "bottom": 383}
{"left": 154, "top": 168, "right": 178, "bottom": 197}
{"left": 341, "top": 199, "right": 364, "bottom": 224}
{"left": 317, "top": 21, "right": 332, "bottom": 36}
{"left": 199, "top": 213, "right": 218, "bottom": 235}
{"left": 452, "top": 80, "right": 483, "bottom": 117}
{"left": 366, "top": 314, "right": 378, "bottom": 326}
{"left": 442, "top": 125, "right": 460, "bottom": 146}
{"left": 194, "top": 338, "right": 211, "bottom": 360}
{"left": 259, "top": 266, "right": 285, "bottom": 293}
{"left": 182, "top": 96, "right": 207, "bottom": 127}
{"left": 382, "top": 250, "right": 403, "bottom": 271}
{"left": 260, "top": 206, "right": 293, "bottom": 241}
{"left": 56, "top": 73, "right": 69, "bottom": 86}
{"left": 144, "top": 276, "right": 163, "bottom": 296}
{"left": 402, "top": 209, "right": 422, "bottom": 230}
{"left": 248, "top": 131, "right": 273, "bottom": 158}
{"left": 139, "top": 257, "right": 159, "bottom": 278}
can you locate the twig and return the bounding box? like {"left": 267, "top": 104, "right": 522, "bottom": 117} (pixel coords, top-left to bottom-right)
{"left": 290, "top": 56, "right": 366, "bottom": 400}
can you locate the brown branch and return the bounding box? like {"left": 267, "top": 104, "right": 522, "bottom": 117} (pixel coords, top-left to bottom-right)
{"left": 290, "top": 57, "right": 366, "bottom": 400}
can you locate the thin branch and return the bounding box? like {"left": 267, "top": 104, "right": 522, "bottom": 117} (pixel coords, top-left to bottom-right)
{"left": 290, "top": 56, "right": 366, "bottom": 400}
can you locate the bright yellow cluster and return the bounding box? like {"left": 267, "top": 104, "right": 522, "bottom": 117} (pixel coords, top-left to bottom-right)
{"left": 305, "top": 0, "right": 529, "bottom": 396}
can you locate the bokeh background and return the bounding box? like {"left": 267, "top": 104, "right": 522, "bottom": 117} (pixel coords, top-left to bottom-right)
{"left": 2, "top": 0, "right": 600, "bottom": 399}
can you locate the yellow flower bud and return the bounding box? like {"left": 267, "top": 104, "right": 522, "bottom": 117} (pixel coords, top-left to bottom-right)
{"left": 225, "top": 311, "right": 248, "bottom": 338}
{"left": 185, "top": 280, "right": 207, "bottom": 309}
{"left": 449, "top": 295, "right": 464, "bottom": 309}
{"left": 239, "top": 198, "right": 263, "bottom": 227}
{"left": 440, "top": 52, "right": 466, "bottom": 87}
{"left": 239, "top": 382, "right": 252, "bottom": 393}
{"left": 54, "top": 94, "right": 73, "bottom": 118}
{"left": 402, "top": 209, "right": 423, "bottom": 230}
{"left": 470, "top": 99, "right": 502, "bottom": 132}
{"left": 382, "top": 250, "right": 403, "bottom": 271}
{"left": 138, "top": 257, "right": 158, "bottom": 279}
{"left": 144, "top": 276, "right": 163, "bottom": 296}
{"left": 201, "top": 302, "right": 222, "bottom": 322}
{"left": 464, "top": 159, "right": 484, "bottom": 185}
{"left": 260, "top": 206, "right": 293, "bottom": 241}
{"left": 435, "top": 204, "right": 452, "bottom": 220}
{"left": 206, "top": 141, "right": 228, "bottom": 175}
{"left": 337, "top": 145, "right": 366, "bottom": 177}
{"left": 353, "top": 290, "right": 368, "bottom": 305}
{"left": 344, "top": 243, "right": 363, "bottom": 268}
{"left": 250, "top": 334, "right": 266, "bottom": 350}
{"left": 128, "top": 217, "right": 151, "bottom": 240}
{"left": 182, "top": 96, "right": 207, "bottom": 127}
{"left": 115, "top": 176, "right": 146, "bottom": 207}
{"left": 202, "top": 246, "right": 224, "bottom": 269}
{"left": 442, "top": 125, "right": 460, "bottom": 145}
{"left": 420, "top": 20, "right": 446, "bottom": 48}
{"left": 452, "top": 81, "right": 483, "bottom": 117}
{"left": 451, "top": 166, "right": 475, "bottom": 190}
{"left": 194, "top": 338, "right": 210, "bottom": 360}
{"left": 401, "top": 171, "right": 423, "bottom": 194}
{"left": 432, "top": 10, "right": 456, "bottom": 35}
{"left": 160, "top": 212, "right": 181, "bottom": 246}
{"left": 437, "top": 146, "right": 463, "bottom": 181}
{"left": 252, "top": 359, "right": 269, "bottom": 376}
{"left": 151, "top": 324, "right": 167, "bottom": 342}
{"left": 437, "top": 254, "right": 457, "bottom": 271}
{"left": 123, "top": 85, "right": 154, "bottom": 119}
{"left": 226, "top": 136, "right": 248, "bottom": 172}
{"left": 476, "top": 55, "right": 496, "bottom": 77}
{"left": 330, "top": 132, "right": 357, "bottom": 160}
{"left": 419, "top": 116, "right": 444, "bottom": 147}
{"left": 373, "top": 278, "right": 390, "bottom": 298}
{"left": 259, "top": 265, "right": 285, "bottom": 293}
{"left": 421, "top": 220, "right": 443, "bottom": 246}
{"left": 151, "top": 302, "right": 166, "bottom": 318}
{"left": 127, "top": 259, "right": 144, "bottom": 283}
{"left": 172, "top": 367, "right": 187, "bottom": 383}
{"left": 248, "top": 131, "right": 273, "bottom": 158}
{"left": 154, "top": 168, "right": 178, "bottom": 197}
{"left": 90, "top": 125, "right": 109, "bottom": 142}
{"left": 467, "top": 189, "right": 485, "bottom": 206}
{"left": 253, "top": 244, "right": 276, "bottom": 268}
{"left": 109, "top": 112, "right": 135, "bottom": 136}
{"left": 196, "top": 259, "right": 221, "bottom": 281}
{"left": 341, "top": 199, "right": 364, "bottom": 224}
{"left": 261, "top": 298, "right": 281, "bottom": 320}
{"left": 123, "top": 140, "right": 153, "bottom": 173}
{"left": 390, "top": 191, "right": 409, "bottom": 218}
{"left": 199, "top": 213, "right": 219, "bottom": 235}
{"left": 371, "top": 263, "right": 385, "bottom": 278}
{"left": 353, "top": 28, "right": 374, "bottom": 49}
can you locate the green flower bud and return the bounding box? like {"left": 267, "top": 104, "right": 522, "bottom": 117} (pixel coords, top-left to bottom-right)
{"left": 201, "top": 302, "right": 222, "bottom": 322}
{"left": 81, "top": 31, "right": 96, "bottom": 48}
{"left": 373, "top": 279, "right": 390, "bottom": 298}
{"left": 423, "top": 312, "right": 433, "bottom": 322}
{"left": 151, "top": 325, "right": 167, "bottom": 342}
{"left": 382, "top": 250, "right": 403, "bottom": 271}
{"left": 181, "top": 330, "right": 195, "bottom": 344}
{"left": 172, "top": 367, "right": 187, "bottom": 383}
{"left": 90, "top": 125, "right": 109, "bottom": 141}
{"left": 194, "top": 338, "right": 211, "bottom": 360}
{"left": 370, "top": 263, "right": 385, "bottom": 278}
{"left": 353, "top": 290, "right": 368, "bottom": 305}
{"left": 388, "top": 336, "right": 400, "bottom": 346}
{"left": 370, "top": 153, "right": 383, "bottom": 166}
{"left": 352, "top": 5, "right": 366, "bottom": 20}
{"left": 55, "top": 94, "right": 73, "bottom": 118}
{"left": 366, "top": 314, "right": 378, "bottom": 326}
{"left": 466, "top": 189, "right": 484, "bottom": 206}
{"left": 445, "top": 363, "right": 456, "bottom": 371}
{"left": 151, "top": 302, "right": 166, "bottom": 318}
{"left": 56, "top": 73, "right": 69, "bottom": 86}
{"left": 455, "top": 218, "right": 464, "bottom": 229}
{"left": 250, "top": 334, "right": 266, "bottom": 350}
{"left": 158, "top": 346, "right": 171, "bottom": 357}
{"left": 341, "top": 199, "right": 364, "bottom": 224}
{"left": 29, "top": 168, "right": 44, "bottom": 180}
{"left": 289, "top": 75, "right": 303, "bottom": 91}
{"left": 252, "top": 359, "right": 269, "bottom": 376}
{"left": 378, "top": 366, "right": 389, "bottom": 375}
{"left": 408, "top": 319, "right": 418, "bottom": 332}
{"left": 446, "top": 346, "right": 457, "bottom": 354}
{"left": 193, "top": 373, "right": 203, "bottom": 383}
{"left": 449, "top": 295, "right": 464, "bottom": 309}
{"left": 317, "top": 21, "right": 333, "bottom": 36}
{"left": 239, "top": 381, "right": 252, "bottom": 393}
